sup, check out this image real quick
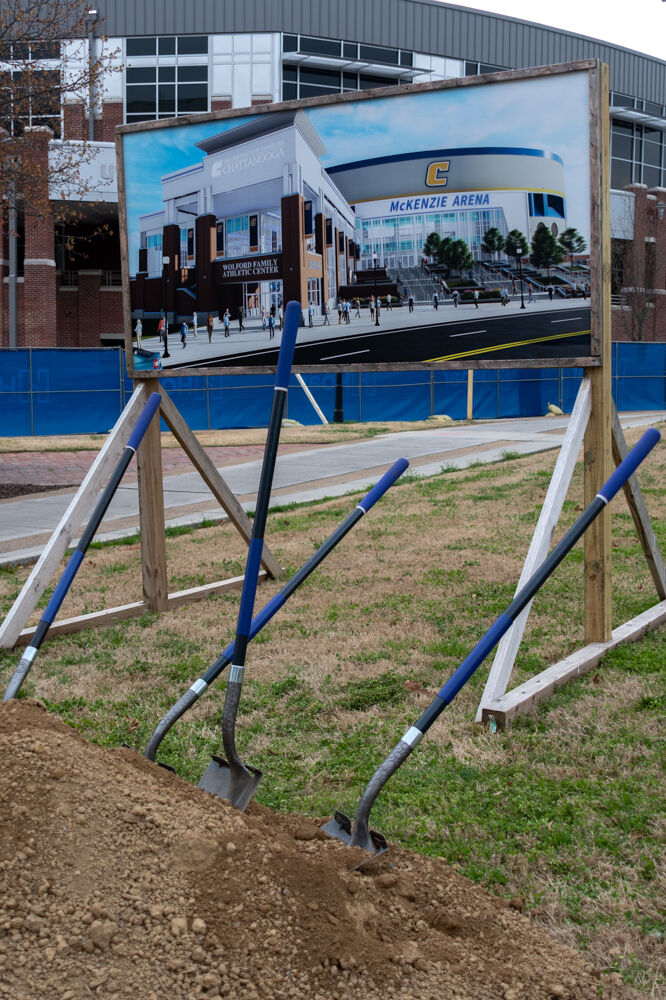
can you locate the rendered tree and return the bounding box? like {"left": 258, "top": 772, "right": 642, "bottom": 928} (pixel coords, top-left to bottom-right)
{"left": 436, "top": 236, "right": 453, "bottom": 269}
{"left": 423, "top": 231, "right": 441, "bottom": 261}
{"left": 504, "top": 228, "right": 529, "bottom": 261}
{"left": 558, "top": 227, "right": 587, "bottom": 269}
{"left": 530, "top": 226, "right": 564, "bottom": 276}
{"left": 480, "top": 226, "right": 505, "bottom": 262}
{"left": 441, "top": 238, "right": 473, "bottom": 276}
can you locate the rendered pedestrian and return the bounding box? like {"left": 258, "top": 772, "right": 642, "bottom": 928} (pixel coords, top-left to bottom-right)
{"left": 268, "top": 312, "right": 275, "bottom": 340}
{"left": 323, "top": 302, "right": 331, "bottom": 325}
{"left": 344, "top": 299, "right": 351, "bottom": 324}
{"left": 206, "top": 313, "right": 214, "bottom": 343}
{"left": 433, "top": 291, "right": 439, "bottom": 310}
{"left": 261, "top": 306, "right": 266, "bottom": 331}
{"left": 238, "top": 306, "right": 244, "bottom": 331}
{"left": 527, "top": 285, "right": 534, "bottom": 303}
{"left": 134, "top": 318, "right": 143, "bottom": 348}
{"left": 223, "top": 309, "right": 230, "bottom": 337}
{"left": 354, "top": 297, "right": 361, "bottom": 318}
{"left": 547, "top": 283, "right": 554, "bottom": 301}
{"left": 278, "top": 304, "right": 284, "bottom": 329}
{"left": 473, "top": 288, "right": 479, "bottom": 309}
{"left": 308, "top": 301, "right": 314, "bottom": 327}
{"left": 180, "top": 321, "right": 187, "bottom": 348}
{"left": 387, "top": 293, "right": 392, "bottom": 310}
{"left": 408, "top": 293, "right": 414, "bottom": 313}
{"left": 452, "top": 289, "right": 460, "bottom": 308}
{"left": 192, "top": 311, "right": 198, "bottom": 337}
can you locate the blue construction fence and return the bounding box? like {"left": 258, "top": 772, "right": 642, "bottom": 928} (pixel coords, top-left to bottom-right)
{"left": 0, "top": 342, "right": 664, "bottom": 436}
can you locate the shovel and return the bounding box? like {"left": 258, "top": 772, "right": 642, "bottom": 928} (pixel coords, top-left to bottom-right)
{"left": 324, "top": 427, "right": 661, "bottom": 859}
{"left": 144, "top": 458, "right": 408, "bottom": 764}
{"left": 3, "top": 392, "right": 162, "bottom": 701}
{"left": 198, "top": 301, "right": 300, "bottom": 809}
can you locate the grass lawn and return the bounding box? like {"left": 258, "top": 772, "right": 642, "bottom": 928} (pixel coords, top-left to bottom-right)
{"left": 0, "top": 425, "right": 664, "bottom": 994}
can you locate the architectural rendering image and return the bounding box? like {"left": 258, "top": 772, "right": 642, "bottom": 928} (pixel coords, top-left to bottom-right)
{"left": 120, "top": 65, "right": 594, "bottom": 371}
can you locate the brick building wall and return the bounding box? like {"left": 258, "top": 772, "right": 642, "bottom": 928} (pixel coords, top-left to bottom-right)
{"left": 611, "top": 185, "right": 666, "bottom": 342}
{"left": 22, "top": 128, "right": 57, "bottom": 347}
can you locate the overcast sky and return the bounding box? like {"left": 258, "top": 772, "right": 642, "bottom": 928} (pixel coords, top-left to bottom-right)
{"left": 442, "top": 0, "right": 666, "bottom": 60}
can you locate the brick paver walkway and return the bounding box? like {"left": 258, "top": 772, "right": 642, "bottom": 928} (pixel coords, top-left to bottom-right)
{"left": 0, "top": 443, "right": 316, "bottom": 487}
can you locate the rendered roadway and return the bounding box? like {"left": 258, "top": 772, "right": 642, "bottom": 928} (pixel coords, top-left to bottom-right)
{"left": 168, "top": 298, "right": 591, "bottom": 369}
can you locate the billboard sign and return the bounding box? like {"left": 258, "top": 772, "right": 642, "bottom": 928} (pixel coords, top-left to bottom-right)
{"left": 117, "top": 61, "right": 604, "bottom": 376}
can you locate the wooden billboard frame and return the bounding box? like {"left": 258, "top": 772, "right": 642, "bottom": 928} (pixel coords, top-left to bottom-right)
{"left": 7, "top": 60, "right": 660, "bottom": 732}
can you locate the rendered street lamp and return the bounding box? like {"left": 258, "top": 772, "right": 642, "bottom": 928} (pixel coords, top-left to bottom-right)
{"left": 516, "top": 247, "right": 526, "bottom": 309}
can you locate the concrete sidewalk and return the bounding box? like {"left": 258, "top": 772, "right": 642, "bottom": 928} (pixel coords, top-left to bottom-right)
{"left": 156, "top": 294, "right": 586, "bottom": 369}
{"left": 1, "top": 411, "right": 663, "bottom": 566}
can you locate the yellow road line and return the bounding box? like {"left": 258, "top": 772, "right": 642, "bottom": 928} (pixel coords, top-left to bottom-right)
{"left": 424, "top": 329, "right": 590, "bottom": 363}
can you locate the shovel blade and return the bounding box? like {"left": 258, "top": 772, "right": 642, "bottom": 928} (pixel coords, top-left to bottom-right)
{"left": 321, "top": 809, "right": 390, "bottom": 867}
{"left": 197, "top": 754, "right": 262, "bottom": 812}
{"left": 321, "top": 809, "right": 353, "bottom": 844}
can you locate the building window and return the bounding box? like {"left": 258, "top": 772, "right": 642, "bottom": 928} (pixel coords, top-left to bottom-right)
{"left": 179, "top": 226, "right": 194, "bottom": 266}
{"left": 464, "top": 61, "right": 506, "bottom": 76}
{"left": 0, "top": 40, "right": 62, "bottom": 137}
{"left": 125, "top": 36, "right": 209, "bottom": 124}
{"left": 281, "top": 33, "right": 414, "bottom": 101}
{"left": 281, "top": 63, "right": 402, "bottom": 100}
{"left": 611, "top": 117, "right": 664, "bottom": 190}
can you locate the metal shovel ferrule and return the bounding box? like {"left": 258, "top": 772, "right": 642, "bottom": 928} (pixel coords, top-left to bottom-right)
{"left": 322, "top": 728, "right": 420, "bottom": 861}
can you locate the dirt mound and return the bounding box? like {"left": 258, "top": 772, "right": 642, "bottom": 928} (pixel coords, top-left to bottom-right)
{"left": 0, "top": 701, "right": 604, "bottom": 1000}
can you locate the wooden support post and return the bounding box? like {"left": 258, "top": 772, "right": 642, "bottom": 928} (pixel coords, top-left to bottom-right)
{"left": 135, "top": 381, "right": 169, "bottom": 611}
{"left": 476, "top": 378, "right": 592, "bottom": 721}
{"left": 583, "top": 62, "right": 612, "bottom": 644}
{"left": 0, "top": 386, "right": 147, "bottom": 649}
{"left": 13, "top": 571, "right": 267, "bottom": 646}
{"left": 611, "top": 407, "right": 666, "bottom": 599}
{"left": 482, "top": 600, "right": 666, "bottom": 729}
{"left": 157, "top": 386, "right": 282, "bottom": 579}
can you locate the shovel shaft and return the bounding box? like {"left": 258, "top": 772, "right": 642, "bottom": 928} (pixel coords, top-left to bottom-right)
{"left": 348, "top": 427, "right": 660, "bottom": 845}
{"left": 144, "top": 458, "right": 409, "bottom": 761}
{"left": 220, "top": 302, "right": 299, "bottom": 799}
{"left": 3, "top": 392, "right": 161, "bottom": 702}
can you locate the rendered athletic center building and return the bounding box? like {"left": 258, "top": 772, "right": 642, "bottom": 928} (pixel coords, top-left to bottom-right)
{"left": 133, "top": 111, "right": 356, "bottom": 322}
{"left": 1, "top": 0, "right": 664, "bottom": 347}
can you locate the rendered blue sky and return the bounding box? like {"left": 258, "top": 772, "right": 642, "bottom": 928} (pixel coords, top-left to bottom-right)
{"left": 122, "top": 70, "right": 591, "bottom": 266}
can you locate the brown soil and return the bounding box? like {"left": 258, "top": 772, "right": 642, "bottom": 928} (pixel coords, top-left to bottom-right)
{"left": 0, "top": 700, "right": 606, "bottom": 1000}
{"left": 0, "top": 484, "right": 75, "bottom": 499}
